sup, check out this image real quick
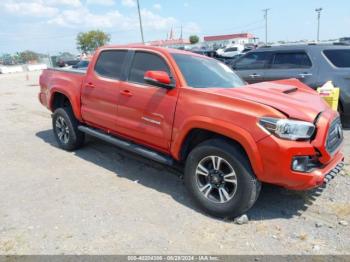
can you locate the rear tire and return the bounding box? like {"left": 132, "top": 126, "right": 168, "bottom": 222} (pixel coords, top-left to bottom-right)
{"left": 52, "top": 107, "right": 85, "bottom": 151}
{"left": 185, "top": 138, "right": 261, "bottom": 219}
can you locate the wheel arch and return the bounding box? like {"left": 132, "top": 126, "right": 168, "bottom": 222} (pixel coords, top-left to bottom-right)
{"left": 49, "top": 89, "right": 82, "bottom": 121}
{"left": 172, "top": 118, "right": 264, "bottom": 178}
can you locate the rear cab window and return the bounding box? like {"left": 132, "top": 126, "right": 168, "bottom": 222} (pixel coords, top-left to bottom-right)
{"left": 128, "top": 51, "right": 171, "bottom": 85}
{"left": 234, "top": 52, "right": 272, "bottom": 70}
{"left": 270, "top": 52, "right": 312, "bottom": 69}
{"left": 323, "top": 49, "right": 350, "bottom": 68}
{"left": 94, "top": 50, "right": 128, "bottom": 79}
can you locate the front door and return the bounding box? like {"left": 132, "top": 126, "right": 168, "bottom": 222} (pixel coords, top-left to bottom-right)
{"left": 116, "top": 51, "right": 178, "bottom": 151}
{"left": 233, "top": 51, "right": 273, "bottom": 83}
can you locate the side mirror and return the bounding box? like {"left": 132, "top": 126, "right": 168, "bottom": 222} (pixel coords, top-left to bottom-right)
{"left": 144, "top": 71, "right": 174, "bottom": 89}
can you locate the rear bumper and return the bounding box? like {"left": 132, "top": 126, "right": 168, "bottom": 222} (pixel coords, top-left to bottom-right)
{"left": 38, "top": 92, "right": 47, "bottom": 107}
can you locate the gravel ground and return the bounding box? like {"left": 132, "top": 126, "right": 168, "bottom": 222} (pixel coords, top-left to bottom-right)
{"left": 0, "top": 71, "right": 349, "bottom": 255}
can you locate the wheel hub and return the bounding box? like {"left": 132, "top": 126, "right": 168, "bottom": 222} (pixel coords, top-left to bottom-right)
{"left": 209, "top": 170, "right": 224, "bottom": 187}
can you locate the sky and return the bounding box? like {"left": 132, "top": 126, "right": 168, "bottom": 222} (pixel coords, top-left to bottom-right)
{"left": 0, "top": 0, "right": 349, "bottom": 54}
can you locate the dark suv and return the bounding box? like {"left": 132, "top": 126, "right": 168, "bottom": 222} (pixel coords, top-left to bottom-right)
{"left": 231, "top": 44, "right": 350, "bottom": 127}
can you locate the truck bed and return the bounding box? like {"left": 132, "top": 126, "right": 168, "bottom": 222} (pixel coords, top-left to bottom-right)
{"left": 39, "top": 67, "right": 87, "bottom": 120}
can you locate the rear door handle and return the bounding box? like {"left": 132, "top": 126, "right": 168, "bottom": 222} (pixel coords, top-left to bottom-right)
{"left": 249, "top": 74, "right": 261, "bottom": 78}
{"left": 299, "top": 73, "right": 312, "bottom": 78}
{"left": 120, "top": 90, "right": 133, "bottom": 97}
{"left": 86, "top": 82, "right": 95, "bottom": 88}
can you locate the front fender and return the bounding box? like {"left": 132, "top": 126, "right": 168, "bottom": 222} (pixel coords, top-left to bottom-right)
{"left": 171, "top": 116, "right": 265, "bottom": 178}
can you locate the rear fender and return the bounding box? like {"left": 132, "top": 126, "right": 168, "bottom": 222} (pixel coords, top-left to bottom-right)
{"left": 49, "top": 87, "right": 82, "bottom": 121}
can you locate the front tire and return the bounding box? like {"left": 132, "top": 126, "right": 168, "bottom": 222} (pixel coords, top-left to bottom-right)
{"left": 185, "top": 138, "right": 261, "bottom": 219}
{"left": 52, "top": 107, "right": 85, "bottom": 151}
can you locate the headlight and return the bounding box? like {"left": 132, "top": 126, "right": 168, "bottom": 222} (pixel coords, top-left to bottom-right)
{"left": 259, "top": 117, "right": 315, "bottom": 140}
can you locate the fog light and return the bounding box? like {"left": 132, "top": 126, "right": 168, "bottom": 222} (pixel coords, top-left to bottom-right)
{"left": 291, "top": 156, "right": 320, "bottom": 172}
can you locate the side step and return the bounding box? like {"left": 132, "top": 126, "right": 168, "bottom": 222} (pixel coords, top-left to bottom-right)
{"left": 78, "top": 125, "right": 174, "bottom": 166}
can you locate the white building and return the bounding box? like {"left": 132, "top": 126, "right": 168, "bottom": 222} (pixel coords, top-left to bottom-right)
{"left": 203, "top": 33, "right": 257, "bottom": 48}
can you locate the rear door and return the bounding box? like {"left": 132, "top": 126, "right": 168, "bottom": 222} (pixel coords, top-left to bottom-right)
{"left": 115, "top": 51, "right": 178, "bottom": 151}
{"left": 263, "top": 51, "right": 318, "bottom": 87}
{"left": 81, "top": 49, "right": 128, "bottom": 131}
{"left": 232, "top": 51, "right": 272, "bottom": 83}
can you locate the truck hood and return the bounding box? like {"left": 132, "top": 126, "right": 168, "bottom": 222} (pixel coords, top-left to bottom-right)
{"left": 206, "top": 79, "right": 328, "bottom": 122}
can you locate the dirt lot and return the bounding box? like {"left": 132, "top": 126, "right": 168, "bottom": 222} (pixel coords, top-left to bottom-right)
{"left": 0, "top": 71, "right": 349, "bottom": 255}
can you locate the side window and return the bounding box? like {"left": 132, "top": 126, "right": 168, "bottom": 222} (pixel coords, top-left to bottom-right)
{"left": 225, "top": 47, "right": 238, "bottom": 52}
{"left": 271, "top": 52, "right": 312, "bottom": 69}
{"left": 129, "top": 52, "right": 170, "bottom": 85}
{"left": 323, "top": 49, "right": 350, "bottom": 68}
{"left": 235, "top": 52, "right": 271, "bottom": 70}
{"left": 94, "top": 50, "right": 127, "bottom": 79}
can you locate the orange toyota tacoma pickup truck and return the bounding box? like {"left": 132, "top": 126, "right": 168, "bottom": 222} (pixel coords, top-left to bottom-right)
{"left": 39, "top": 45, "right": 344, "bottom": 218}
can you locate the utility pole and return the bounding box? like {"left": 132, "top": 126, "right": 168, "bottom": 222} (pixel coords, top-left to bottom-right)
{"left": 315, "top": 8, "right": 323, "bottom": 42}
{"left": 137, "top": 0, "right": 145, "bottom": 44}
{"left": 263, "top": 9, "right": 270, "bottom": 45}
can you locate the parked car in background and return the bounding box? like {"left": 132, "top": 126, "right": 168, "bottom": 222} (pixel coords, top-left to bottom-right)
{"left": 57, "top": 59, "right": 80, "bottom": 68}
{"left": 231, "top": 44, "right": 350, "bottom": 127}
{"left": 216, "top": 53, "right": 244, "bottom": 66}
{"left": 72, "top": 60, "right": 90, "bottom": 69}
{"left": 216, "top": 44, "right": 245, "bottom": 58}
{"left": 190, "top": 47, "right": 216, "bottom": 58}
{"left": 39, "top": 45, "right": 344, "bottom": 218}
{"left": 339, "top": 37, "right": 350, "bottom": 45}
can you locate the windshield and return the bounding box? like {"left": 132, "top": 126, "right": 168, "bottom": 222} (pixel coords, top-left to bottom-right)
{"left": 172, "top": 53, "right": 245, "bottom": 88}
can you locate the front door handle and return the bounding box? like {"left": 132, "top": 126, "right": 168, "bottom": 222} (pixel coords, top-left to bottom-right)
{"left": 120, "top": 90, "right": 133, "bottom": 97}
{"left": 249, "top": 74, "right": 261, "bottom": 78}
{"left": 299, "top": 73, "right": 313, "bottom": 78}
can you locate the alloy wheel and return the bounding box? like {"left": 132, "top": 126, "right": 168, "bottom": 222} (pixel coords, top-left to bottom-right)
{"left": 55, "top": 116, "right": 70, "bottom": 144}
{"left": 195, "top": 155, "right": 238, "bottom": 203}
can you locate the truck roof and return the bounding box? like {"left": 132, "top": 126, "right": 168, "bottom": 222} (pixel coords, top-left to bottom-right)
{"left": 99, "top": 44, "right": 209, "bottom": 58}
{"left": 256, "top": 43, "right": 350, "bottom": 52}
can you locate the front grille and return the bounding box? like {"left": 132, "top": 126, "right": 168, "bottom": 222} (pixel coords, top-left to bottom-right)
{"left": 326, "top": 117, "right": 343, "bottom": 154}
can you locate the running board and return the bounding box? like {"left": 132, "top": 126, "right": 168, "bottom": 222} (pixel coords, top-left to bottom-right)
{"left": 78, "top": 126, "right": 174, "bottom": 166}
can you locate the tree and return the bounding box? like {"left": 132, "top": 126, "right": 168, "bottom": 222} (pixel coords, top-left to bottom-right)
{"left": 19, "top": 50, "right": 39, "bottom": 63}
{"left": 189, "top": 35, "right": 200, "bottom": 44}
{"left": 77, "top": 30, "right": 111, "bottom": 53}
{"left": 1, "top": 54, "right": 13, "bottom": 65}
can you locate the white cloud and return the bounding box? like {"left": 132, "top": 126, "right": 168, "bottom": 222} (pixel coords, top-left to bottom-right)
{"left": 121, "top": 0, "right": 136, "bottom": 7}
{"left": 4, "top": 2, "right": 59, "bottom": 17}
{"left": 48, "top": 0, "right": 82, "bottom": 7}
{"left": 87, "top": 0, "right": 115, "bottom": 6}
{"left": 47, "top": 6, "right": 178, "bottom": 32}
{"left": 141, "top": 9, "right": 176, "bottom": 30}
{"left": 48, "top": 8, "right": 127, "bottom": 28}
{"left": 183, "top": 22, "right": 201, "bottom": 34}
{"left": 1, "top": 0, "right": 200, "bottom": 42}
{"left": 153, "top": 3, "right": 161, "bottom": 11}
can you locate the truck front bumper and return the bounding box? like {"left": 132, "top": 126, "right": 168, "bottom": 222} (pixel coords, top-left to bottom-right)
{"left": 256, "top": 134, "right": 344, "bottom": 191}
